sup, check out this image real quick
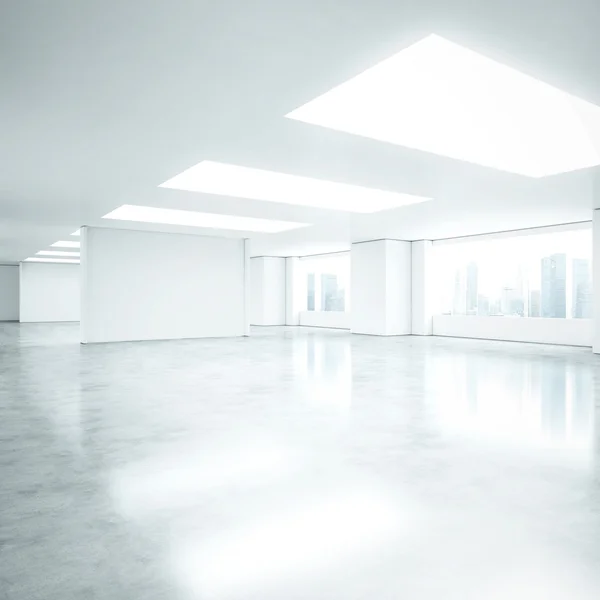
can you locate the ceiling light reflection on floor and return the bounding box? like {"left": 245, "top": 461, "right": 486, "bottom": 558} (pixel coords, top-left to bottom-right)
{"left": 110, "top": 438, "right": 295, "bottom": 518}
{"left": 287, "top": 34, "right": 600, "bottom": 177}
{"left": 160, "top": 161, "right": 430, "bottom": 212}
{"left": 102, "top": 204, "right": 309, "bottom": 233}
{"left": 172, "top": 488, "right": 401, "bottom": 596}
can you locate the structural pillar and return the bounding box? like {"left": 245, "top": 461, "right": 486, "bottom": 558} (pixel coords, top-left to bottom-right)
{"left": 285, "top": 257, "right": 305, "bottom": 326}
{"left": 351, "top": 239, "right": 412, "bottom": 336}
{"left": 249, "top": 257, "right": 286, "bottom": 326}
{"left": 593, "top": 210, "right": 600, "bottom": 353}
{"left": 411, "top": 240, "right": 434, "bottom": 335}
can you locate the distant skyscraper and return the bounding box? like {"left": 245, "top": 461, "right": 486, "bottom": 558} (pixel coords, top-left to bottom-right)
{"left": 541, "top": 254, "right": 567, "bottom": 318}
{"left": 500, "top": 287, "right": 515, "bottom": 315}
{"left": 452, "top": 270, "right": 467, "bottom": 315}
{"left": 529, "top": 290, "right": 541, "bottom": 318}
{"left": 572, "top": 259, "right": 593, "bottom": 319}
{"left": 499, "top": 287, "right": 524, "bottom": 316}
{"left": 466, "top": 262, "right": 478, "bottom": 315}
{"left": 477, "top": 294, "right": 490, "bottom": 316}
{"left": 515, "top": 266, "right": 527, "bottom": 316}
{"left": 320, "top": 273, "right": 345, "bottom": 311}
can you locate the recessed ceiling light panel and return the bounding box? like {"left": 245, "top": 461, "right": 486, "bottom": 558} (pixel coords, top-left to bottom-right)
{"left": 24, "top": 258, "right": 80, "bottom": 264}
{"left": 37, "top": 250, "right": 80, "bottom": 257}
{"left": 286, "top": 34, "right": 600, "bottom": 177}
{"left": 71, "top": 229, "right": 81, "bottom": 236}
{"left": 160, "top": 161, "right": 430, "bottom": 212}
{"left": 51, "top": 241, "right": 80, "bottom": 248}
{"left": 102, "top": 205, "right": 309, "bottom": 233}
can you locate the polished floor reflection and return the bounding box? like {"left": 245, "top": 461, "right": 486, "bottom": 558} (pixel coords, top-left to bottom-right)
{"left": 1, "top": 323, "right": 600, "bottom": 599}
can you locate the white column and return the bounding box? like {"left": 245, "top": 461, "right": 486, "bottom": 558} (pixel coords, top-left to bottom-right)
{"left": 249, "top": 257, "right": 286, "bottom": 326}
{"left": 351, "top": 239, "right": 412, "bottom": 336}
{"left": 411, "top": 240, "right": 434, "bottom": 335}
{"left": 593, "top": 210, "right": 600, "bottom": 353}
{"left": 285, "top": 257, "right": 305, "bottom": 326}
{"left": 243, "top": 239, "right": 251, "bottom": 336}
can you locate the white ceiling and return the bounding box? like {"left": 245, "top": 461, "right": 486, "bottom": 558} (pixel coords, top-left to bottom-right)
{"left": 1, "top": 0, "right": 600, "bottom": 262}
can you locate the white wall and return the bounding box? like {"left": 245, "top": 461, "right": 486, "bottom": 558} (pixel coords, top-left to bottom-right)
{"left": 0, "top": 265, "right": 19, "bottom": 321}
{"left": 411, "top": 240, "right": 433, "bottom": 335}
{"left": 81, "top": 227, "right": 248, "bottom": 343}
{"left": 593, "top": 210, "right": 600, "bottom": 352}
{"left": 285, "top": 257, "right": 305, "bottom": 326}
{"left": 250, "top": 257, "right": 286, "bottom": 325}
{"left": 20, "top": 263, "right": 80, "bottom": 322}
{"left": 250, "top": 258, "right": 264, "bottom": 325}
{"left": 351, "top": 239, "right": 411, "bottom": 335}
{"left": 433, "top": 315, "right": 592, "bottom": 347}
{"left": 299, "top": 311, "right": 350, "bottom": 329}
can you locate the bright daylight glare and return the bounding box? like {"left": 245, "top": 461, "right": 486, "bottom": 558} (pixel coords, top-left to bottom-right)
{"left": 287, "top": 34, "right": 600, "bottom": 177}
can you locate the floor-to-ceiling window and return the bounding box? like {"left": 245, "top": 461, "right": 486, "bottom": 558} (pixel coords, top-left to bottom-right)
{"left": 298, "top": 252, "right": 351, "bottom": 329}
{"left": 301, "top": 253, "right": 350, "bottom": 313}
{"left": 433, "top": 226, "right": 593, "bottom": 319}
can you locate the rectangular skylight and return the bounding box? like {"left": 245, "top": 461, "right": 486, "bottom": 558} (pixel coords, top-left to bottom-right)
{"left": 159, "top": 161, "right": 430, "bottom": 212}
{"left": 286, "top": 34, "right": 600, "bottom": 178}
{"left": 102, "top": 205, "right": 309, "bottom": 233}
{"left": 51, "top": 240, "right": 80, "bottom": 248}
{"left": 25, "top": 258, "right": 80, "bottom": 264}
{"left": 37, "top": 250, "right": 80, "bottom": 257}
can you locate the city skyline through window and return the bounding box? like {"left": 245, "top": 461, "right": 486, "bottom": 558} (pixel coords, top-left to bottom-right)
{"left": 434, "top": 228, "right": 592, "bottom": 318}
{"left": 302, "top": 253, "right": 350, "bottom": 313}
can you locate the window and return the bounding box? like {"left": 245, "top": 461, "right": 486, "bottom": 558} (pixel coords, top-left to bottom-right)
{"left": 434, "top": 227, "right": 592, "bottom": 319}
{"left": 307, "top": 273, "right": 316, "bottom": 311}
{"left": 301, "top": 253, "right": 350, "bottom": 312}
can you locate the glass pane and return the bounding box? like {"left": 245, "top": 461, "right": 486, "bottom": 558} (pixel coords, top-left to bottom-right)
{"left": 300, "top": 253, "right": 350, "bottom": 313}
{"left": 321, "top": 273, "right": 345, "bottom": 311}
{"left": 434, "top": 228, "right": 592, "bottom": 319}
{"left": 307, "top": 273, "right": 315, "bottom": 311}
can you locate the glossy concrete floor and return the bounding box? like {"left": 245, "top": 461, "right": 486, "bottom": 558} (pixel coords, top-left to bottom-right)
{"left": 1, "top": 323, "right": 600, "bottom": 599}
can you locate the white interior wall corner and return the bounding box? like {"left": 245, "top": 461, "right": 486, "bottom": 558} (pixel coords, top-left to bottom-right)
{"left": 411, "top": 240, "right": 433, "bottom": 335}
{"left": 351, "top": 239, "right": 411, "bottom": 336}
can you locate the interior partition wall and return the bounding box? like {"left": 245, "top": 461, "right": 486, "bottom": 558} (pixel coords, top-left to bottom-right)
{"left": 0, "top": 265, "right": 19, "bottom": 321}
{"left": 81, "top": 227, "right": 249, "bottom": 343}
{"left": 20, "top": 262, "right": 80, "bottom": 323}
